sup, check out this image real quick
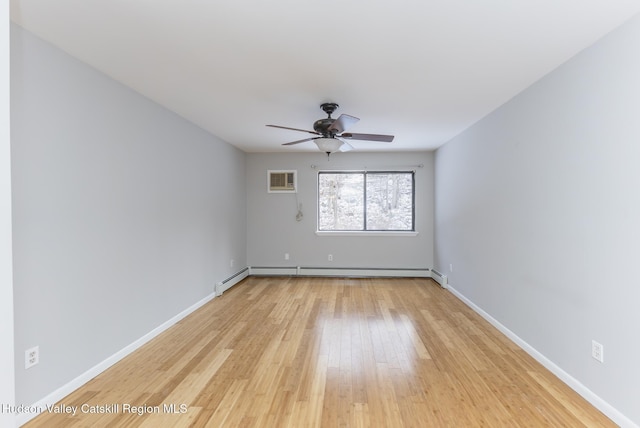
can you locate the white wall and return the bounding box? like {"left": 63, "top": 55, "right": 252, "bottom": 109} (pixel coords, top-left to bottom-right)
{"left": 247, "top": 152, "right": 434, "bottom": 269}
{"left": 434, "top": 14, "right": 640, "bottom": 427}
{"left": 1, "top": 3, "right": 16, "bottom": 428}
{"left": 11, "top": 25, "right": 246, "bottom": 407}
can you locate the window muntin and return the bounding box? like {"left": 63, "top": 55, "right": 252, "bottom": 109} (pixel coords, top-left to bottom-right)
{"left": 318, "top": 171, "right": 415, "bottom": 232}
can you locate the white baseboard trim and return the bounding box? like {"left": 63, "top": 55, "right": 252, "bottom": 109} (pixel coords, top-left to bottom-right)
{"left": 446, "top": 283, "right": 638, "bottom": 428}
{"left": 17, "top": 291, "right": 217, "bottom": 427}
{"left": 249, "top": 266, "right": 431, "bottom": 278}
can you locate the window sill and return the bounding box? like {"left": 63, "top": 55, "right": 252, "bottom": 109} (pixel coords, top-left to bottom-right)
{"left": 315, "top": 231, "right": 419, "bottom": 237}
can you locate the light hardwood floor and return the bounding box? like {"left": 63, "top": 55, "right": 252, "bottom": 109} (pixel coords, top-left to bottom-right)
{"left": 24, "top": 277, "right": 615, "bottom": 427}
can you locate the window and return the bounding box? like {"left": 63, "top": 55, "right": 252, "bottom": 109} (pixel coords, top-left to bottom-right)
{"left": 318, "top": 171, "right": 415, "bottom": 231}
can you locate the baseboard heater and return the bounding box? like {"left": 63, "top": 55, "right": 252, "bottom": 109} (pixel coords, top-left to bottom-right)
{"left": 249, "top": 266, "right": 431, "bottom": 278}
{"left": 215, "top": 267, "right": 250, "bottom": 296}
{"left": 431, "top": 269, "right": 448, "bottom": 288}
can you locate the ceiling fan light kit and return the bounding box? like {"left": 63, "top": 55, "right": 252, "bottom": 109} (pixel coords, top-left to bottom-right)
{"left": 267, "top": 102, "right": 394, "bottom": 157}
{"left": 314, "top": 137, "right": 344, "bottom": 154}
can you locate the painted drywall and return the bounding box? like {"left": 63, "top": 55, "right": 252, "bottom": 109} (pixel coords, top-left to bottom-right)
{"left": 247, "top": 152, "right": 433, "bottom": 269}
{"left": 11, "top": 24, "right": 246, "bottom": 407}
{"left": 434, "top": 13, "right": 640, "bottom": 426}
{"left": 1, "top": 4, "right": 16, "bottom": 428}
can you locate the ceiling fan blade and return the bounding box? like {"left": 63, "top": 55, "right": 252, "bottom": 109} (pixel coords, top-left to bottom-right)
{"left": 328, "top": 114, "right": 359, "bottom": 134}
{"left": 282, "top": 137, "right": 317, "bottom": 146}
{"left": 338, "top": 140, "right": 354, "bottom": 152}
{"left": 339, "top": 132, "right": 394, "bottom": 142}
{"left": 266, "top": 124, "right": 320, "bottom": 135}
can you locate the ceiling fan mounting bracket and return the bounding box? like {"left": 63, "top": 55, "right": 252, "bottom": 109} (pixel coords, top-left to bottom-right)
{"left": 320, "top": 102, "right": 339, "bottom": 117}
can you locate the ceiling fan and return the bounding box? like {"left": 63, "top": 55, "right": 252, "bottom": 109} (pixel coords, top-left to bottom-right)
{"left": 267, "top": 103, "right": 394, "bottom": 157}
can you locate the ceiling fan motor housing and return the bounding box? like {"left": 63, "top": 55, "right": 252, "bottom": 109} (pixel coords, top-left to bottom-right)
{"left": 313, "top": 118, "right": 336, "bottom": 136}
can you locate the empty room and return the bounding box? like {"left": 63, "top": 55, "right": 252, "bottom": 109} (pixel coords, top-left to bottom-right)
{"left": 2, "top": 1, "right": 640, "bottom": 427}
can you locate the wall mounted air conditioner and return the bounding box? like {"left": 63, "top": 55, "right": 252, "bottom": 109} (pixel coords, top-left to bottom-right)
{"left": 268, "top": 170, "right": 297, "bottom": 193}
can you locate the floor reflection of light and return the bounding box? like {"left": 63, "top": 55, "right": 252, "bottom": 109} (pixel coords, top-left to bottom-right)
{"left": 313, "top": 309, "right": 431, "bottom": 380}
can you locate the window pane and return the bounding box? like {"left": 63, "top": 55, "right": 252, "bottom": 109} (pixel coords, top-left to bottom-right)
{"left": 318, "top": 173, "right": 364, "bottom": 230}
{"left": 366, "top": 173, "right": 414, "bottom": 230}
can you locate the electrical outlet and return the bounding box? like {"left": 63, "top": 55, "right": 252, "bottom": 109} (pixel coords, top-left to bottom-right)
{"left": 25, "top": 346, "right": 39, "bottom": 369}
{"left": 592, "top": 340, "right": 604, "bottom": 363}
{"left": 230, "top": 259, "right": 234, "bottom": 267}
{"left": 449, "top": 264, "right": 453, "bottom": 273}
{"left": 285, "top": 253, "right": 290, "bottom": 260}
{"left": 328, "top": 254, "right": 333, "bottom": 262}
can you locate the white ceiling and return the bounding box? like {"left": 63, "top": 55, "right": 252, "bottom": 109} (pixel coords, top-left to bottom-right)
{"left": 10, "top": 0, "right": 640, "bottom": 153}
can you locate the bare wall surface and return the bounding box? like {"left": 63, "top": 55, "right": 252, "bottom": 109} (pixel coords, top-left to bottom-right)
{"left": 1, "top": 3, "right": 16, "bottom": 427}
{"left": 434, "top": 14, "right": 640, "bottom": 426}
{"left": 247, "top": 152, "right": 434, "bottom": 269}
{"left": 11, "top": 24, "right": 246, "bottom": 406}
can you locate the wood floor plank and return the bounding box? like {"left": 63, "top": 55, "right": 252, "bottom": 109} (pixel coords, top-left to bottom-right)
{"left": 23, "top": 277, "right": 616, "bottom": 427}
